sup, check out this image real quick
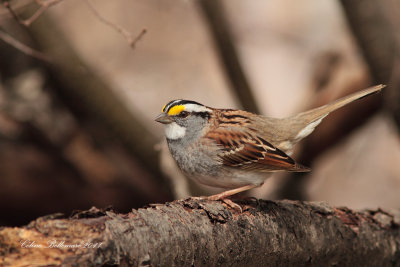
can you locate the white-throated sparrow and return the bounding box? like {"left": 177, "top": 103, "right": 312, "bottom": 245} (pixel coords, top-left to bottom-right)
{"left": 155, "top": 85, "right": 384, "bottom": 201}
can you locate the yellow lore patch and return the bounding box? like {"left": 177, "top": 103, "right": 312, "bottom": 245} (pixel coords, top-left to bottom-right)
{"left": 167, "top": 105, "right": 185, "bottom": 115}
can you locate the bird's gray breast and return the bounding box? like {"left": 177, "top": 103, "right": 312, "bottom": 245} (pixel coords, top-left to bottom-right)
{"left": 166, "top": 138, "right": 221, "bottom": 177}
{"left": 166, "top": 138, "right": 267, "bottom": 188}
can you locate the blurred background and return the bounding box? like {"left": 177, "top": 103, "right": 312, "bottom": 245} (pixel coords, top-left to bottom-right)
{"left": 0, "top": 0, "right": 399, "bottom": 226}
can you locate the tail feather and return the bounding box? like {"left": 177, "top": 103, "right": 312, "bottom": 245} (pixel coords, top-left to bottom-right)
{"left": 295, "top": 84, "right": 385, "bottom": 123}
{"left": 274, "top": 84, "right": 384, "bottom": 153}
{"left": 290, "top": 162, "right": 311, "bottom": 172}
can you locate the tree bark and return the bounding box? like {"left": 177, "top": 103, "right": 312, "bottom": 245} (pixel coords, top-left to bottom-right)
{"left": 1, "top": 199, "right": 399, "bottom": 266}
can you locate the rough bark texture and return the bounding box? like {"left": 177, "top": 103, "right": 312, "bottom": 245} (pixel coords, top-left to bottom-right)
{"left": 1, "top": 200, "right": 399, "bottom": 266}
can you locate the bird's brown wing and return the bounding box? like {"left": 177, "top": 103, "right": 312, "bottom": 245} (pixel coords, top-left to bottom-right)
{"left": 205, "top": 128, "right": 310, "bottom": 172}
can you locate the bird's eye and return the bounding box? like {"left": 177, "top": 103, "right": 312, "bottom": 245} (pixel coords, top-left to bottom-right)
{"left": 179, "top": 111, "right": 189, "bottom": 118}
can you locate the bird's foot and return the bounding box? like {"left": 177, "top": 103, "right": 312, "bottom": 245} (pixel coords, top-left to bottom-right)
{"left": 186, "top": 195, "right": 242, "bottom": 212}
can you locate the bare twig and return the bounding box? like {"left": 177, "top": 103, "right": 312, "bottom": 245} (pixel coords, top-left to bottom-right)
{"left": 3, "top": 0, "right": 63, "bottom": 27}
{"left": 131, "top": 28, "right": 147, "bottom": 48}
{"left": 0, "top": 27, "right": 51, "bottom": 62}
{"left": 85, "top": 0, "right": 147, "bottom": 49}
{"left": 2, "top": 1, "right": 22, "bottom": 23}
{"left": 25, "top": 0, "right": 64, "bottom": 26}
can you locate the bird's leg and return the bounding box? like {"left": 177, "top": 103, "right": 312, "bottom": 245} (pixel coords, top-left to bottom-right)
{"left": 206, "top": 184, "right": 260, "bottom": 201}
{"left": 205, "top": 184, "right": 261, "bottom": 212}
{"left": 188, "top": 184, "right": 262, "bottom": 212}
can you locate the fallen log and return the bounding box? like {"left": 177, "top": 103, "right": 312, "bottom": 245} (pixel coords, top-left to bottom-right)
{"left": 1, "top": 199, "right": 399, "bottom": 266}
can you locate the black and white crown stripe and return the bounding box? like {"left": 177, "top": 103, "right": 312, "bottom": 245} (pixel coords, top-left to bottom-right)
{"left": 163, "top": 99, "right": 212, "bottom": 114}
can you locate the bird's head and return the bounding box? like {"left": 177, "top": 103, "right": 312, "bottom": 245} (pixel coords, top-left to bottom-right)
{"left": 155, "top": 99, "right": 212, "bottom": 140}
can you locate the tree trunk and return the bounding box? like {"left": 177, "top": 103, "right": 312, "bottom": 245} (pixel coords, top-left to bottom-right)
{"left": 1, "top": 199, "right": 399, "bottom": 266}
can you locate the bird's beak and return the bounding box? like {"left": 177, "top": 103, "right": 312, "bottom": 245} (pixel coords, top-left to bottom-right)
{"left": 155, "top": 113, "right": 173, "bottom": 124}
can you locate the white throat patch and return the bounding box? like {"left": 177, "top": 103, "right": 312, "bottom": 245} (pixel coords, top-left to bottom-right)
{"left": 164, "top": 122, "right": 186, "bottom": 140}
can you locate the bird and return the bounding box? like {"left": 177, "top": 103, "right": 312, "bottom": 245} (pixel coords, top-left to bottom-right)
{"left": 155, "top": 85, "right": 384, "bottom": 203}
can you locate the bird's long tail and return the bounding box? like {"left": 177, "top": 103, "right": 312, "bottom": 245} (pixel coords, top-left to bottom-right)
{"left": 274, "top": 84, "right": 384, "bottom": 152}
{"left": 294, "top": 84, "right": 384, "bottom": 123}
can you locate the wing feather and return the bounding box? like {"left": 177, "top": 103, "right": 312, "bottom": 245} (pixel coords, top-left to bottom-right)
{"left": 205, "top": 128, "right": 310, "bottom": 172}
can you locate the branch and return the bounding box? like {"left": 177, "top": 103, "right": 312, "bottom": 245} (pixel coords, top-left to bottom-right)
{"left": 0, "top": 27, "right": 52, "bottom": 62}
{"left": 1, "top": 0, "right": 61, "bottom": 62}
{"left": 85, "top": 0, "right": 147, "bottom": 49}
{"left": 3, "top": 0, "right": 63, "bottom": 26}
{"left": 1, "top": 200, "right": 399, "bottom": 266}
{"left": 2, "top": 0, "right": 148, "bottom": 63}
